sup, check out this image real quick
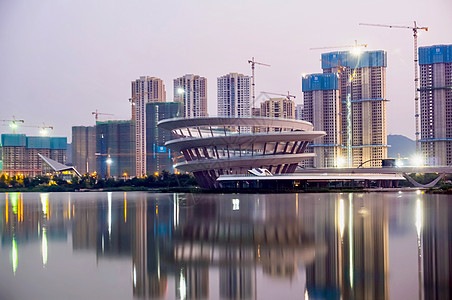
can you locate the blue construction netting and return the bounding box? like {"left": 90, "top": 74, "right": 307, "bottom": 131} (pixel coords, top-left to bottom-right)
{"left": 321, "top": 50, "right": 387, "bottom": 69}
{"left": 419, "top": 44, "right": 452, "bottom": 65}
{"left": 302, "top": 73, "right": 339, "bottom": 92}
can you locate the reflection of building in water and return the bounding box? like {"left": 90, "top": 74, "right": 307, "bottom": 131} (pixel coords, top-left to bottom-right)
{"left": 422, "top": 195, "right": 452, "bottom": 299}
{"left": 220, "top": 257, "right": 254, "bottom": 300}
{"left": 133, "top": 194, "right": 173, "bottom": 299}
{"left": 176, "top": 266, "right": 209, "bottom": 299}
{"left": 72, "top": 197, "right": 98, "bottom": 250}
{"left": 301, "top": 193, "right": 389, "bottom": 300}
{"left": 303, "top": 194, "right": 342, "bottom": 299}
{"left": 343, "top": 194, "right": 389, "bottom": 300}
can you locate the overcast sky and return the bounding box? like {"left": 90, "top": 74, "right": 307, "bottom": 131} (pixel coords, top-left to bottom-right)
{"left": 1, "top": 0, "right": 451, "bottom": 142}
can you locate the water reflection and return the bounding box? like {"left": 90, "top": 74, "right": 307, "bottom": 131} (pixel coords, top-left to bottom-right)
{"left": 1, "top": 191, "right": 451, "bottom": 299}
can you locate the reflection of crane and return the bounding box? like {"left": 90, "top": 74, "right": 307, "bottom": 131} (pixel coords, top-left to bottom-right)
{"left": 359, "top": 22, "right": 428, "bottom": 152}
{"left": 310, "top": 40, "right": 368, "bottom": 51}
{"left": 92, "top": 109, "right": 113, "bottom": 122}
{"left": 261, "top": 91, "right": 296, "bottom": 101}
{"left": 248, "top": 57, "right": 270, "bottom": 110}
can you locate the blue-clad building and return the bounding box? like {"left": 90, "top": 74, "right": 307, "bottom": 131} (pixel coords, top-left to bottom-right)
{"left": 0, "top": 134, "right": 67, "bottom": 177}
{"left": 419, "top": 44, "right": 452, "bottom": 166}
{"left": 302, "top": 50, "right": 389, "bottom": 168}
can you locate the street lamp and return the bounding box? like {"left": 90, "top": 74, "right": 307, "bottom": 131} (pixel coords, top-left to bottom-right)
{"left": 106, "top": 155, "right": 112, "bottom": 178}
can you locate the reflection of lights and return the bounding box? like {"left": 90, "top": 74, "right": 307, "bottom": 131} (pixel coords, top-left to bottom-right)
{"left": 416, "top": 199, "right": 422, "bottom": 239}
{"left": 42, "top": 228, "right": 48, "bottom": 266}
{"left": 339, "top": 199, "right": 345, "bottom": 238}
{"left": 133, "top": 265, "right": 137, "bottom": 288}
{"left": 108, "top": 192, "right": 112, "bottom": 237}
{"left": 40, "top": 193, "right": 49, "bottom": 219}
{"left": 349, "top": 193, "right": 353, "bottom": 287}
{"left": 124, "top": 192, "right": 127, "bottom": 223}
{"left": 305, "top": 289, "right": 309, "bottom": 300}
{"left": 416, "top": 189, "right": 421, "bottom": 195}
{"left": 5, "top": 196, "right": 8, "bottom": 223}
{"left": 232, "top": 198, "right": 240, "bottom": 211}
{"left": 179, "top": 271, "right": 187, "bottom": 300}
{"left": 12, "top": 237, "right": 18, "bottom": 275}
{"left": 11, "top": 193, "right": 18, "bottom": 214}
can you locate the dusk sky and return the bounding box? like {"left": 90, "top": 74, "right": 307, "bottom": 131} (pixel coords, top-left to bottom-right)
{"left": 1, "top": 0, "right": 451, "bottom": 141}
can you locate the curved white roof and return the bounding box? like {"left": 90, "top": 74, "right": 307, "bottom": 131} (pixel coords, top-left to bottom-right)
{"left": 166, "top": 131, "right": 326, "bottom": 152}
{"left": 158, "top": 116, "right": 314, "bottom": 131}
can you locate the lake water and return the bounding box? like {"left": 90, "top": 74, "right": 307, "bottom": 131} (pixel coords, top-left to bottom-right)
{"left": 0, "top": 191, "right": 450, "bottom": 299}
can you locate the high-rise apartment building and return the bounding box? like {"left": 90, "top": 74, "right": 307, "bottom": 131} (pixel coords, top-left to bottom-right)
{"left": 260, "top": 98, "right": 295, "bottom": 119}
{"left": 302, "top": 73, "right": 341, "bottom": 168}
{"left": 174, "top": 74, "right": 208, "bottom": 118}
{"left": 131, "top": 76, "right": 166, "bottom": 177}
{"left": 146, "top": 102, "right": 180, "bottom": 175}
{"left": 419, "top": 44, "right": 452, "bottom": 166}
{"left": 295, "top": 104, "right": 304, "bottom": 121}
{"left": 217, "top": 73, "right": 251, "bottom": 117}
{"left": 321, "top": 50, "right": 388, "bottom": 168}
{"left": 96, "top": 120, "right": 135, "bottom": 178}
{"left": 72, "top": 126, "right": 96, "bottom": 174}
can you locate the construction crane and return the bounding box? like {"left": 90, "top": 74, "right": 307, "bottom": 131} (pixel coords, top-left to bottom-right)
{"left": 21, "top": 123, "right": 54, "bottom": 136}
{"left": 310, "top": 40, "right": 368, "bottom": 51}
{"left": 261, "top": 91, "right": 296, "bottom": 101}
{"left": 248, "top": 57, "right": 270, "bottom": 110}
{"left": 1, "top": 118, "right": 25, "bottom": 134}
{"left": 359, "top": 21, "right": 428, "bottom": 152}
{"left": 92, "top": 109, "right": 114, "bottom": 122}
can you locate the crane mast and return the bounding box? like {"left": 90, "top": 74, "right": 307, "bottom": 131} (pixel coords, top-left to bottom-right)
{"left": 359, "top": 21, "right": 428, "bottom": 153}
{"left": 248, "top": 57, "right": 270, "bottom": 113}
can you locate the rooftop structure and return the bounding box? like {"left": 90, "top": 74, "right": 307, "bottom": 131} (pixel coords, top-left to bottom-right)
{"left": 158, "top": 117, "right": 325, "bottom": 188}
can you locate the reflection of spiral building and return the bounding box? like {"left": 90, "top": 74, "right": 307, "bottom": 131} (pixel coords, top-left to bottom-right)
{"left": 158, "top": 117, "right": 326, "bottom": 188}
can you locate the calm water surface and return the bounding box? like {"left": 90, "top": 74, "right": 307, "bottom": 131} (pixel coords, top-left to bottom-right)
{"left": 0, "top": 191, "right": 450, "bottom": 299}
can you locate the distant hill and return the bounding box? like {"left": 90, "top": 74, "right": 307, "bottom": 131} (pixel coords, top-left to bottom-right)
{"left": 387, "top": 135, "right": 416, "bottom": 158}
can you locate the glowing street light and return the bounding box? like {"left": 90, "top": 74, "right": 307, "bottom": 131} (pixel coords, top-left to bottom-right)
{"left": 177, "top": 87, "right": 185, "bottom": 95}
{"left": 411, "top": 154, "right": 424, "bottom": 167}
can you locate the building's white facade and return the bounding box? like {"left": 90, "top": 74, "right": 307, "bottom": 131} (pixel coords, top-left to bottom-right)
{"left": 217, "top": 73, "right": 251, "bottom": 117}
{"left": 174, "top": 74, "right": 208, "bottom": 118}
{"left": 131, "top": 76, "right": 166, "bottom": 177}
{"left": 295, "top": 104, "right": 304, "bottom": 121}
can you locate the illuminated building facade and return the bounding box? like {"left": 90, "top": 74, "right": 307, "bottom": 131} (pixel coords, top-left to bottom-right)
{"left": 72, "top": 126, "right": 96, "bottom": 175}
{"left": 1, "top": 134, "right": 67, "bottom": 177}
{"left": 131, "top": 76, "right": 166, "bottom": 177}
{"left": 302, "top": 73, "right": 341, "bottom": 168}
{"left": 145, "top": 102, "right": 180, "bottom": 175}
{"left": 320, "top": 50, "right": 388, "bottom": 168}
{"left": 158, "top": 117, "right": 325, "bottom": 188}
{"left": 174, "top": 74, "right": 208, "bottom": 118}
{"left": 260, "top": 98, "right": 295, "bottom": 119}
{"left": 217, "top": 73, "right": 251, "bottom": 117}
{"left": 419, "top": 44, "right": 452, "bottom": 166}
{"left": 96, "top": 120, "right": 135, "bottom": 178}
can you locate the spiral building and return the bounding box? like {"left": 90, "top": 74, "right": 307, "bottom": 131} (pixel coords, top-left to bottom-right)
{"left": 158, "top": 117, "right": 326, "bottom": 188}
